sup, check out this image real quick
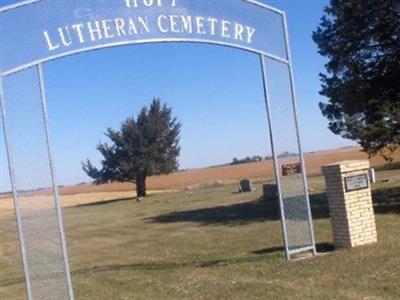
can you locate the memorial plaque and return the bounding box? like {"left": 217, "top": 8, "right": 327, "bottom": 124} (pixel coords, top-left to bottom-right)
{"left": 281, "top": 162, "right": 301, "bottom": 176}
{"left": 344, "top": 174, "right": 369, "bottom": 192}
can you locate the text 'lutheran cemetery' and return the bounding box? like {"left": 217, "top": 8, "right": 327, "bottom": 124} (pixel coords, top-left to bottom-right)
{"left": 44, "top": 0, "right": 256, "bottom": 51}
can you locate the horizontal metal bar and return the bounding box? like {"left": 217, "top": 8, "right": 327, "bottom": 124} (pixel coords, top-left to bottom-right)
{"left": 288, "top": 245, "right": 315, "bottom": 255}
{"left": 0, "top": 0, "right": 41, "bottom": 13}
{"left": 0, "top": 0, "right": 284, "bottom": 15}
{"left": 245, "top": 0, "right": 284, "bottom": 15}
{"left": 1, "top": 38, "right": 290, "bottom": 77}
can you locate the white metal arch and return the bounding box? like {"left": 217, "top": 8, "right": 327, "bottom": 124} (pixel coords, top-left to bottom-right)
{"left": 0, "top": 1, "right": 316, "bottom": 299}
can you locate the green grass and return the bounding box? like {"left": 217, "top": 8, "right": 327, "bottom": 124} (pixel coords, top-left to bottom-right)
{"left": 1, "top": 170, "right": 399, "bottom": 299}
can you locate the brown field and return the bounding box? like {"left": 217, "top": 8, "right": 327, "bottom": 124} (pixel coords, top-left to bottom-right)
{"left": 56, "top": 147, "right": 400, "bottom": 193}
{"left": 1, "top": 148, "right": 399, "bottom": 299}
{"left": 1, "top": 147, "right": 399, "bottom": 213}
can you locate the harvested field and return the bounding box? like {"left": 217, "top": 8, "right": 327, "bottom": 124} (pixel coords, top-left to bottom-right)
{"left": 1, "top": 169, "right": 399, "bottom": 299}
{"left": 1, "top": 147, "right": 399, "bottom": 212}
{"left": 0, "top": 190, "right": 175, "bottom": 215}
{"left": 50, "top": 147, "right": 400, "bottom": 193}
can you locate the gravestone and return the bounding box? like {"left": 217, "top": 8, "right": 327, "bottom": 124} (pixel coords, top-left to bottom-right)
{"left": 263, "top": 183, "right": 278, "bottom": 202}
{"left": 239, "top": 179, "right": 253, "bottom": 193}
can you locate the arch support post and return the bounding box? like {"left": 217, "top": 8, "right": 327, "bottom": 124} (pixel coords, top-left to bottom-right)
{"left": 0, "top": 71, "right": 34, "bottom": 300}
{"left": 0, "top": 65, "right": 74, "bottom": 300}
{"left": 260, "top": 48, "right": 316, "bottom": 259}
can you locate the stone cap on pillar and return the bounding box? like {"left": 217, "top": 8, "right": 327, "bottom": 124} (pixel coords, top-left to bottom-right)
{"left": 322, "top": 160, "right": 370, "bottom": 174}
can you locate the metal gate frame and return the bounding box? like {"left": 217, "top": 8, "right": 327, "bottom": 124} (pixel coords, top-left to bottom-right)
{"left": 0, "top": 1, "right": 316, "bottom": 299}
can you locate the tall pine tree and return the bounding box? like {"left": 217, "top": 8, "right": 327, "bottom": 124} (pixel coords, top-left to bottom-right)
{"left": 82, "top": 99, "right": 181, "bottom": 198}
{"left": 313, "top": 0, "right": 400, "bottom": 160}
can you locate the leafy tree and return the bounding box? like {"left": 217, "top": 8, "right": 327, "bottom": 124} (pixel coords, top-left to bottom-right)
{"left": 82, "top": 99, "right": 181, "bottom": 198}
{"left": 313, "top": 0, "right": 400, "bottom": 160}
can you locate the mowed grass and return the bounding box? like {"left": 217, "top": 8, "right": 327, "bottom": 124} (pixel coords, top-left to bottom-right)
{"left": 1, "top": 170, "right": 399, "bottom": 299}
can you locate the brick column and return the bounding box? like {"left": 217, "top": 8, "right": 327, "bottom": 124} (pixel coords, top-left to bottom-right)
{"left": 322, "top": 160, "right": 377, "bottom": 248}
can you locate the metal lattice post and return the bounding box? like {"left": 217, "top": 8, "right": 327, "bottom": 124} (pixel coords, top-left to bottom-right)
{"left": 281, "top": 13, "right": 317, "bottom": 256}
{"left": 0, "top": 73, "right": 34, "bottom": 299}
{"left": 260, "top": 55, "right": 290, "bottom": 260}
{"left": 37, "top": 64, "right": 75, "bottom": 299}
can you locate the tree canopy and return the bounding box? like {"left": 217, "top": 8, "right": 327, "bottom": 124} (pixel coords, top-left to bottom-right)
{"left": 82, "top": 99, "right": 181, "bottom": 198}
{"left": 313, "top": 0, "right": 400, "bottom": 160}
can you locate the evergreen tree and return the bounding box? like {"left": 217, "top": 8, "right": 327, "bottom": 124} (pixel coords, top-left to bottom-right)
{"left": 313, "top": 0, "right": 400, "bottom": 160}
{"left": 82, "top": 99, "right": 181, "bottom": 198}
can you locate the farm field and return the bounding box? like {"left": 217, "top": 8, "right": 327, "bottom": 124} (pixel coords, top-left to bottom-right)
{"left": 1, "top": 147, "right": 399, "bottom": 212}
{"left": 0, "top": 165, "right": 399, "bottom": 299}
{"left": 56, "top": 147, "right": 400, "bottom": 193}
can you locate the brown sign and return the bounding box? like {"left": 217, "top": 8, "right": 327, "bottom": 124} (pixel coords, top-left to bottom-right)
{"left": 282, "top": 162, "right": 301, "bottom": 176}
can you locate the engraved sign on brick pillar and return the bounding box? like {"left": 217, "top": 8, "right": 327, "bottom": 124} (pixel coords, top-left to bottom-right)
{"left": 322, "top": 160, "right": 377, "bottom": 249}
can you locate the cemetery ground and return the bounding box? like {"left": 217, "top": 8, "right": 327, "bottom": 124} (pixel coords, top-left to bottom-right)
{"left": 1, "top": 166, "right": 399, "bottom": 299}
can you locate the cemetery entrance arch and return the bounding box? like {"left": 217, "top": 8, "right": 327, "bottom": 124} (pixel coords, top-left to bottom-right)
{"left": 0, "top": 1, "right": 316, "bottom": 299}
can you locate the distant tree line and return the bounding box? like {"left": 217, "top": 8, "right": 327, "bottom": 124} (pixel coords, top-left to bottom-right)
{"left": 231, "top": 151, "right": 298, "bottom": 166}
{"left": 277, "top": 151, "right": 298, "bottom": 158}
{"left": 231, "top": 155, "right": 270, "bottom": 166}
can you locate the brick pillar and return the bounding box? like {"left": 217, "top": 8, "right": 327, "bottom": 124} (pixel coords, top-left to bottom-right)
{"left": 322, "top": 160, "right": 377, "bottom": 248}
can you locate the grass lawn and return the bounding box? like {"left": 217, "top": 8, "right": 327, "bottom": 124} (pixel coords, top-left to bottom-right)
{"left": 1, "top": 170, "right": 399, "bottom": 299}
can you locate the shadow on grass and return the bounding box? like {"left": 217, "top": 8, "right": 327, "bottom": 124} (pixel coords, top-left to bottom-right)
{"left": 0, "top": 241, "right": 337, "bottom": 288}
{"left": 68, "top": 243, "right": 335, "bottom": 274}
{"left": 252, "top": 242, "right": 335, "bottom": 255}
{"left": 147, "top": 198, "right": 281, "bottom": 226}
{"left": 372, "top": 187, "right": 400, "bottom": 214}
{"left": 147, "top": 196, "right": 330, "bottom": 226}
{"left": 148, "top": 187, "right": 400, "bottom": 226}
{"left": 0, "top": 251, "right": 284, "bottom": 287}
{"left": 76, "top": 197, "right": 134, "bottom": 207}
{"left": 71, "top": 248, "right": 294, "bottom": 272}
